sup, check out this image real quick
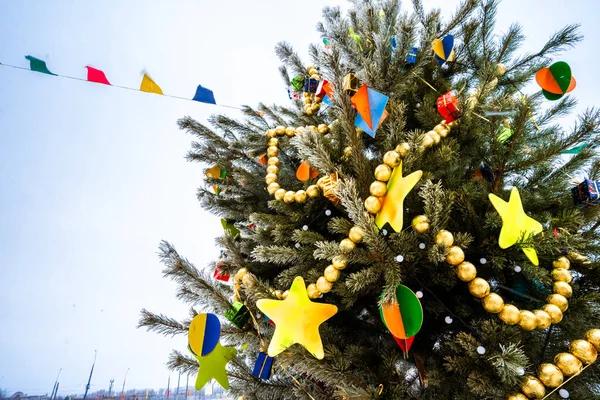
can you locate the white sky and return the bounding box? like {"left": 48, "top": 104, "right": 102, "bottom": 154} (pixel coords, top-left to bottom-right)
{"left": 0, "top": 0, "right": 597, "bottom": 396}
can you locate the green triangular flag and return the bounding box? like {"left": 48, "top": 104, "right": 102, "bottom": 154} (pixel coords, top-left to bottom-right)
{"left": 25, "top": 55, "right": 56, "bottom": 75}
{"left": 561, "top": 144, "right": 587, "bottom": 155}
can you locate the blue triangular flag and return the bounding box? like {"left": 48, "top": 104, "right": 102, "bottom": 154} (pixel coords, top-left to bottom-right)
{"left": 192, "top": 85, "right": 216, "bottom": 104}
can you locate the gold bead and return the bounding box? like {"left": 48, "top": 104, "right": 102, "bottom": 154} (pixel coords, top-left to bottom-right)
{"left": 585, "top": 329, "right": 600, "bottom": 351}
{"left": 306, "top": 185, "right": 320, "bottom": 198}
{"left": 395, "top": 142, "right": 411, "bottom": 157}
{"left": 435, "top": 230, "right": 454, "bottom": 247}
{"left": 533, "top": 310, "right": 552, "bottom": 330}
{"left": 304, "top": 98, "right": 312, "bottom": 105}
{"left": 268, "top": 157, "right": 280, "bottom": 166}
{"left": 542, "top": 303, "right": 563, "bottom": 324}
{"left": 311, "top": 103, "right": 321, "bottom": 113}
{"left": 307, "top": 125, "right": 317, "bottom": 132}
{"left": 374, "top": 164, "right": 392, "bottom": 182}
{"left": 553, "top": 256, "right": 571, "bottom": 270}
{"left": 294, "top": 190, "right": 307, "bottom": 204}
{"left": 316, "top": 176, "right": 327, "bottom": 188}
{"left": 348, "top": 226, "right": 365, "bottom": 243}
{"left": 433, "top": 124, "right": 450, "bottom": 138}
{"left": 569, "top": 339, "right": 598, "bottom": 364}
{"left": 268, "top": 138, "right": 279, "bottom": 147}
{"left": 499, "top": 304, "right": 521, "bottom": 325}
{"left": 496, "top": 63, "right": 507, "bottom": 76}
{"left": 364, "top": 196, "right": 382, "bottom": 214}
{"left": 427, "top": 131, "right": 441, "bottom": 144}
{"left": 546, "top": 294, "right": 569, "bottom": 312}
{"left": 282, "top": 290, "right": 289, "bottom": 299}
{"left": 519, "top": 310, "right": 537, "bottom": 331}
{"left": 482, "top": 293, "right": 504, "bottom": 314}
{"left": 520, "top": 376, "right": 545, "bottom": 399}
{"left": 305, "top": 107, "right": 313, "bottom": 116}
{"left": 332, "top": 255, "right": 348, "bottom": 270}
{"left": 266, "top": 166, "right": 279, "bottom": 176}
{"left": 324, "top": 265, "right": 340, "bottom": 282}
{"left": 265, "top": 173, "right": 278, "bottom": 185}
{"left": 274, "top": 188, "right": 286, "bottom": 200}
{"left": 553, "top": 281, "right": 572, "bottom": 298}
{"left": 456, "top": 262, "right": 477, "bottom": 282}
{"left": 506, "top": 394, "right": 528, "bottom": 400}
{"left": 267, "top": 146, "right": 279, "bottom": 157}
{"left": 370, "top": 181, "right": 388, "bottom": 197}
{"left": 274, "top": 126, "right": 285, "bottom": 135}
{"left": 283, "top": 191, "right": 296, "bottom": 204}
{"left": 468, "top": 278, "right": 490, "bottom": 299}
{"left": 267, "top": 182, "right": 280, "bottom": 194}
{"left": 537, "top": 363, "right": 563, "bottom": 388}
{"left": 422, "top": 134, "right": 435, "bottom": 148}
{"left": 317, "top": 124, "right": 330, "bottom": 134}
{"left": 285, "top": 127, "right": 296, "bottom": 137}
{"left": 554, "top": 352, "right": 582, "bottom": 376}
{"left": 412, "top": 215, "right": 430, "bottom": 234}
{"left": 316, "top": 276, "right": 333, "bottom": 293}
{"left": 383, "top": 151, "right": 401, "bottom": 168}
{"left": 340, "top": 238, "right": 356, "bottom": 252}
{"left": 307, "top": 283, "right": 321, "bottom": 299}
{"left": 344, "top": 146, "right": 353, "bottom": 157}
{"left": 552, "top": 268, "right": 572, "bottom": 283}
{"left": 266, "top": 129, "right": 276, "bottom": 138}
{"left": 234, "top": 268, "right": 248, "bottom": 282}
{"left": 446, "top": 246, "right": 465, "bottom": 266}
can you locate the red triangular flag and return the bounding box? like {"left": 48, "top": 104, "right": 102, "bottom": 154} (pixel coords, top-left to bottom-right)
{"left": 393, "top": 335, "right": 414, "bottom": 355}
{"left": 86, "top": 66, "right": 111, "bottom": 85}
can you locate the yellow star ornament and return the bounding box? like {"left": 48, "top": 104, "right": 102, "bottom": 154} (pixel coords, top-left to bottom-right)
{"left": 256, "top": 276, "right": 338, "bottom": 359}
{"left": 192, "top": 342, "right": 237, "bottom": 390}
{"left": 375, "top": 161, "right": 422, "bottom": 231}
{"left": 488, "top": 187, "right": 543, "bottom": 266}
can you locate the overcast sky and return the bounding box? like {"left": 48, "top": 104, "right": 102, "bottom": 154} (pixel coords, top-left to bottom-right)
{"left": 0, "top": 0, "right": 598, "bottom": 396}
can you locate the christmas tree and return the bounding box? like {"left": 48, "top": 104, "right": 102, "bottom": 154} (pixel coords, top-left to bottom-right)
{"left": 139, "top": 0, "right": 600, "bottom": 398}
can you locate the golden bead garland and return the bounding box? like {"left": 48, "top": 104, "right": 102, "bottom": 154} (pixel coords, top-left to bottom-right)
{"left": 303, "top": 65, "right": 323, "bottom": 116}
{"left": 507, "top": 328, "right": 600, "bottom": 400}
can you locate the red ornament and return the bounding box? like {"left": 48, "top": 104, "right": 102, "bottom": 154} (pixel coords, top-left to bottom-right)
{"left": 436, "top": 91, "right": 462, "bottom": 123}
{"left": 553, "top": 228, "right": 560, "bottom": 238}
{"left": 316, "top": 79, "right": 334, "bottom": 98}
{"left": 213, "top": 263, "right": 230, "bottom": 282}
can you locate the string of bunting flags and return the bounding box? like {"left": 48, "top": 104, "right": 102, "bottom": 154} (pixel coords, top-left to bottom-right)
{"left": 1, "top": 55, "right": 250, "bottom": 113}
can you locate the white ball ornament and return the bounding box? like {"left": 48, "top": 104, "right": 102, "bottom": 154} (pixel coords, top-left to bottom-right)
{"left": 477, "top": 346, "right": 486, "bottom": 355}
{"left": 396, "top": 255, "right": 404, "bottom": 262}
{"left": 445, "top": 316, "right": 453, "bottom": 324}
{"left": 419, "top": 243, "right": 426, "bottom": 249}
{"left": 325, "top": 209, "right": 332, "bottom": 216}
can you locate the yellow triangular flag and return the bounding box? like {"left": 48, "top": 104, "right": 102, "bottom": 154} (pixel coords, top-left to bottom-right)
{"left": 140, "top": 73, "right": 163, "bottom": 94}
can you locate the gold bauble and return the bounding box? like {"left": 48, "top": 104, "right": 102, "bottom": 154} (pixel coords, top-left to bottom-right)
{"left": 283, "top": 190, "right": 296, "bottom": 203}
{"left": 552, "top": 268, "right": 572, "bottom": 283}
{"left": 412, "top": 215, "right": 430, "bottom": 234}
{"left": 266, "top": 165, "right": 279, "bottom": 175}
{"left": 365, "top": 196, "right": 382, "bottom": 214}
{"left": 553, "top": 256, "right": 571, "bottom": 270}
{"left": 427, "top": 131, "right": 441, "bottom": 144}
{"left": 304, "top": 97, "right": 312, "bottom": 105}
{"left": 275, "top": 126, "right": 285, "bottom": 135}
{"left": 374, "top": 164, "right": 392, "bottom": 182}
{"left": 468, "top": 278, "right": 490, "bottom": 298}
{"left": 435, "top": 230, "right": 454, "bottom": 247}
{"left": 311, "top": 103, "right": 321, "bottom": 113}
{"left": 266, "top": 129, "right": 276, "bottom": 138}
{"left": 324, "top": 265, "right": 340, "bottom": 282}
{"left": 584, "top": 328, "right": 600, "bottom": 351}
{"left": 395, "top": 142, "right": 411, "bottom": 157}
{"left": 456, "top": 261, "right": 477, "bottom": 282}
{"left": 294, "top": 190, "right": 307, "bottom": 204}
{"left": 316, "top": 176, "right": 327, "bottom": 188}
{"left": 265, "top": 173, "right": 278, "bottom": 185}
{"left": 518, "top": 310, "right": 537, "bottom": 331}
{"left": 316, "top": 276, "right": 333, "bottom": 293}
{"left": 506, "top": 394, "right": 528, "bottom": 400}
{"left": 520, "top": 376, "right": 545, "bottom": 399}
{"left": 282, "top": 289, "right": 289, "bottom": 299}
{"left": 274, "top": 290, "right": 283, "bottom": 299}
{"left": 305, "top": 106, "right": 313, "bottom": 116}
{"left": 553, "top": 281, "right": 573, "bottom": 298}
{"left": 267, "top": 182, "right": 280, "bottom": 195}
{"left": 537, "top": 363, "right": 563, "bottom": 388}
{"left": 344, "top": 146, "right": 353, "bottom": 157}
{"left": 499, "top": 304, "right": 521, "bottom": 325}
{"left": 285, "top": 127, "right": 296, "bottom": 137}
{"left": 234, "top": 267, "right": 248, "bottom": 282}
{"left": 268, "top": 138, "right": 279, "bottom": 147}
{"left": 306, "top": 185, "right": 320, "bottom": 198}
{"left": 433, "top": 123, "right": 450, "bottom": 138}
{"left": 348, "top": 226, "right": 365, "bottom": 243}
{"left": 533, "top": 310, "right": 552, "bottom": 330}
{"left": 546, "top": 294, "right": 568, "bottom": 312}
{"left": 569, "top": 339, "right": 598, "bottom": 364}
{"left": 332, "top": 255, "right": 348, "bottom": 270}
{"left": 554, "top": 352, "right": 582, "bottom": 376}
{"left": 274, "top": 188, "right": 286, "bottom": 201}
{"left": 422, "top": 134, "right": 435, "bottom": 149}
{"left": 542, "top": 303, "right": 563, "bottom": 324}
{"left": 267, "top": 146, "right": 279, "bottom": 157}
{"left": 340, "top": 238, "right": 356, "bottom": 252}
{"left": 307, "top": 283, "right": 321, "bottom": 299}
{"left": 482, "top": 293, "right": 504, "bottom": 314}
{"left": 268, "top": 156, "right": 280, "bottom": 166}
{"left": 383, "top": 151, "right": 401, "bottom": 168}
{"left": 446, "top": 246, "right": 465, "bottom": 266}
{"left": 370, "top": 181, "right": 388, "bottom": 197}
{"left": 317, "top": 124, "right": 330, "bottom": 134}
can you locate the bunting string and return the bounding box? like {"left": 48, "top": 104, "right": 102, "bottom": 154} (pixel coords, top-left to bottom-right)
{"left": 0, "top": 57, "right": 246, "bottom": 112}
